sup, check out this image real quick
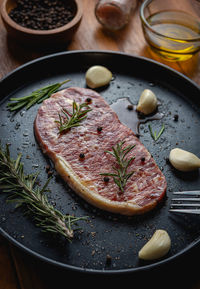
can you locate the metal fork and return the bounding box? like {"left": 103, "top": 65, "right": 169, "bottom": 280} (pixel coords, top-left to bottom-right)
{"left": 169, "top": 191, "right": 200, "bottom": 214}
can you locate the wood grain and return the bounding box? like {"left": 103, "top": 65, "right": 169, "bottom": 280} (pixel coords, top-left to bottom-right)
{"left": 0, "top": 236, "right": 19, "bottom": 289}
{"left": 0, "top": 0, "right": 200, "bottom": 288}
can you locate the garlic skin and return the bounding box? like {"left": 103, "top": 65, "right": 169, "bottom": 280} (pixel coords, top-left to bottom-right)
{"left": 136, "top": 89, "right": 158, "bottom": 115}
{"left": 169, "top": 148, "right": 200, "bottom": 172}
{"left": 85, "top": 65, "right": 112, "bottom": 89}
{"left": 138, "top": 230, "right": 171, "bottom": 260}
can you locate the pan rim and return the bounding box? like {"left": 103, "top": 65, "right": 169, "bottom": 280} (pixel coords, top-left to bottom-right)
{"left": 0, "top": 49, "right": 200, "bottom": 274}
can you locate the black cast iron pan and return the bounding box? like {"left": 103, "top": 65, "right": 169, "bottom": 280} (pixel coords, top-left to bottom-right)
{"left": 0, "top": 50, "right": 200, "bottom": 274}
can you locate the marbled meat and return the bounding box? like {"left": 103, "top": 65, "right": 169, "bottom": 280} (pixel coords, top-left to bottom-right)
{"left": 34, "top": 87, "right": 167, "bottom": 215}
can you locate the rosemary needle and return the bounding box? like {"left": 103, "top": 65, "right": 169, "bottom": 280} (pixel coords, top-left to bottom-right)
{"left": 55, "top": 100, "right": 92, "bottom": 133}
{"left": 100, "top": 141, "right": 135, "bottom": 192}
{"left": 7, "top": 79, "right": 70, "bottom": 112}
{"left": 148, "top": 124, "right": 165, "bottom": 141}
{"left": 0, "top": 144, "right": 87, "bottom": 241}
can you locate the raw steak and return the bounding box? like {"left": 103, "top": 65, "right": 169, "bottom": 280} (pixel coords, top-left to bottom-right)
{"left": 34, "top": 87, "right": 167, "bottom": 215}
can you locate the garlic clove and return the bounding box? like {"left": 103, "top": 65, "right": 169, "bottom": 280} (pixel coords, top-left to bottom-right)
{"left": 136, "top": 89, "right": 158, "bottom": 115}
{"left": 169, "top": 148, "right": 200, "bottom": 172}
{"left": 138, "top": 229, "right": 171, "bottom": 260}
{"left": 85, "top": 65, "right": 112, "bottom": 89}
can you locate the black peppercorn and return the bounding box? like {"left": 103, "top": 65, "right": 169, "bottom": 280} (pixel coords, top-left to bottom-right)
{"left": 173, "top": 114, "right": 179, "bottom": 121}
{"left": 127, "top": 104, "right": 133, "bottom": 111}
{"left": 103, "top": 176, "right": 109, "bottom": 182}
{"left": 86, "top": 98, "right": 92, "bottom": 103}
{"left": 141, "top": 157, "right": 145, "bottom": 162}
{"left": 97, "top": 126, "right": 103, "bottom": 132}
{"left": 79, "top": 153, "right": 85, "bottom": 159}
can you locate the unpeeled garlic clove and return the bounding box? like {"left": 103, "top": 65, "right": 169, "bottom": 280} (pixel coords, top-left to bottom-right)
{"left": 136, "top": 89, "right": 158, "bottom": 115}
{"left": 169, "top": 148, "right": 200, "bottom": 172}
{"left": 138, "top": 229, "right": 171, "bottom": 260}
{"left": 85, "top": 65, "right": 112, "bottom": 89}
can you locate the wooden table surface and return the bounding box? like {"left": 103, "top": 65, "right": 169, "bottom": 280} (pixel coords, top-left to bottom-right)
{"left": 0, "top": 0, "right": 200, "bottom": 288}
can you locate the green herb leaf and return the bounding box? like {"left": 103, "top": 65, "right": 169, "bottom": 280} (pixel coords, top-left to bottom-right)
{"left": 100, "top": 141, "right": 135, "bottom": 192}
{"left": 55, "top": 100, "right": 92, "bottom": 134}
{"left": 7, "top": 79, "right": 70, "bottom": 112}
{"left": 0, "top": 143, "right": 87, "bottom": 241}
{"left": 148, "top": 124, "right": 165, "bottom": 141}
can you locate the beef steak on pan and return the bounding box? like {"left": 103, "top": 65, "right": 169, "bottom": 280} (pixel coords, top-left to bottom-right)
{"left": 34, "top": 87, "right": 167, "bottom": 215}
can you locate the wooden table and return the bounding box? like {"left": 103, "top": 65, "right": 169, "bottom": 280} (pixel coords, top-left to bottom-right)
{"left": 0, "top": 1, "right": 200, "bottom": 288}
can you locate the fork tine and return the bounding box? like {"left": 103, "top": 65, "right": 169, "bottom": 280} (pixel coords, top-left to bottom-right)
{"left": 171, "top": 203, "right": 200, "bottom": 207}
{"left": 173, "top": 191, "right": 200, "bottom": 196}
{"left": 172, "top": 198, "right": 200, "bottom": 202}
{"left": 169, "top": 209, "right": 200, "bottom": 214}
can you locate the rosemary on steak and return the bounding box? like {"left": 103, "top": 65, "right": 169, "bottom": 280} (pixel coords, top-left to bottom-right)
{"left": 100, "top": 141, "right": 136, "bottom": 192}
{"left": 148, "top": 124, "right": 165, "bottom": 141}
{"left": 7, "top": 79, "right": 69, "bottom": 111}
{"left": 0, "top": 144, "right": 87, "bottom": 241}
{"left": 55, "top": 100, "right": 92, "bottom": 134}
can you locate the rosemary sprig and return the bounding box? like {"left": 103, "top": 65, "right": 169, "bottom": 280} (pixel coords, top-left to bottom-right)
{"left": 100, "top": 141, "right": 136, "bottom": 192}
{"left": 7, "top": 79, "right": 70, "bottom": 111}
{"left": 0, "top": 144, "right": 87, "bottom": 241}
{"left": 148, "top": 124, "right": 165, "bottom": 141}
{"left": 55, "top": 100, "right": 92, "bottom": 134}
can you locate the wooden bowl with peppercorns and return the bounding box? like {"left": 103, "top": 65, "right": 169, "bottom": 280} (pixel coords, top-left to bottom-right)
{"left": 0, "top": 0, "right": 83, "bottom": 48}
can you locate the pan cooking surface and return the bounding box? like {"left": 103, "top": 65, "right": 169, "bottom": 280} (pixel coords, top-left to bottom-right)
{"left": 0, "top": 51, "right": 200, "bottom": 273}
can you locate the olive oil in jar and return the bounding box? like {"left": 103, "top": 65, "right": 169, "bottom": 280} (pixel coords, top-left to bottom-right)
{"left": 144, "top": 10, "right": 200, "bottom": 61}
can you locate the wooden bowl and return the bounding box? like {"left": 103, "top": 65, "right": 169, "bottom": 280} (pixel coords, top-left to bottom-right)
{"left": 0, "top": 0, "right": 83, "bottom": 47}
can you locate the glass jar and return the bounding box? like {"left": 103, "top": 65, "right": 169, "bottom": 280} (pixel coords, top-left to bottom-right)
{"left": 95, "top": 0, "right": 136, "bottom": 30}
